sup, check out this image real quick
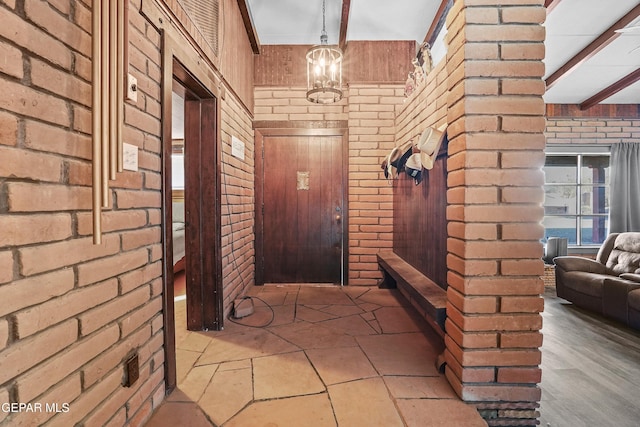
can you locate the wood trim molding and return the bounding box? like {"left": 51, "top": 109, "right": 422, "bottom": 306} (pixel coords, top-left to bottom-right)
{"left": 545, "top": 4, "right": 640, "bottom": 90}
{"left": 423, "top": 0, "right": 452, "bottom": 47}
{"left": 339, "top": 0, "right": 351, "bottom": 51}
{"left": 237, "top": 0, "right": 260, "bottom": 54}
{"left": 544, "top": 0, "right": 563, "bottom": 14}
{"left": 253, "top": 120, "right": 348, "bottom": 130}
{"left": 580, "top": 68, "right": 640, "bottom": 110}
{"left": 160, "top": 31, "right": 224, "bottom": 393}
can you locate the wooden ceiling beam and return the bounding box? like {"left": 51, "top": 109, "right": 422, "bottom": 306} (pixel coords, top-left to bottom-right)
{"left": 423, "top": 0, "right": 452, "bottom": 47}
{"left": 580, "top": 68, "right": 640, "bottom": 110}
{"left": 546, "top": 4, "right": 640, "bottom": 90}
{"left": 237, "top": 0, "right": 261, "bottom": 54}
{"left": 339, "top": 0, "right": 351, "bottom": 51}
{"left": 544, "top": 0, "right": 563, "bottom": 14}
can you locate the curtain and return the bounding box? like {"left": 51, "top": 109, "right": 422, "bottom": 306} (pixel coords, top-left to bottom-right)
{"left": 609, "top": 143, "right": 640, "bottom": 233}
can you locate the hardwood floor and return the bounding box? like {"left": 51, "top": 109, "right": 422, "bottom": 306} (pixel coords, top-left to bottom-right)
{"left": 540, "top": 287, "right": 640, "bottom": 427}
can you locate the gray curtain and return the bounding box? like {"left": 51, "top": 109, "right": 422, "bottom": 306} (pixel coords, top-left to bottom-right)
{"left": 609, "top": 143, "right": 640, "bottom": 233}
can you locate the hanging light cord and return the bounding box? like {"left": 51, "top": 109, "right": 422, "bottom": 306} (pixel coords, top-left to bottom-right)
{"left": 322, "top": 0, "right": 326, "bottom": 33}
{"left": 320, "top": 0, "right": 328, "bottom": 44}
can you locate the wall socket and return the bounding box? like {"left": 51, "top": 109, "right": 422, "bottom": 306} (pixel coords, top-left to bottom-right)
{"left": 127, "top": 74, "right": 138, "bottom": 102}
{"left": 124, "top": 353, "right": 139, "bottom": 387}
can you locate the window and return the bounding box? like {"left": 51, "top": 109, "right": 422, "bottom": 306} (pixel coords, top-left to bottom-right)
{"left": 543, "top": 150, "right": 610, "bottom": 247}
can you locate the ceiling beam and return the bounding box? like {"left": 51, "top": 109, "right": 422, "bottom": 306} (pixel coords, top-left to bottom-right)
{"left": 339, "top": 0, "right": 351, "bottom": 51}
{"left": 544, "top": 0, "right": 563, "bottom": 14}
{"left": 546, "top": 4, "right": 640, "bottom": 90}
{"left": 423, "top": 0, "right": 452, "bottom": 47}
{"left": 237, "top": 0, "right": 261, "bottom": 54}
{"left": 580, "top": 68, "right": 640, "bottom": 110}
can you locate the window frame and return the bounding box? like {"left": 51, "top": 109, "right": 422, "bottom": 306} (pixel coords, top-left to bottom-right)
{"left": 543, "top": 145, "right": 611, "bottom": 249}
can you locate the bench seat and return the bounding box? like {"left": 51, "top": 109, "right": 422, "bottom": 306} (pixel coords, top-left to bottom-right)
{"left": 377, "top": 251, "right": 446, "bottom": 336}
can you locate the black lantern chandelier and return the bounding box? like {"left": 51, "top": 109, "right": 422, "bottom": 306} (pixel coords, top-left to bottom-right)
{"left": 306, "top": 0, "right": 343, "bottom": 104}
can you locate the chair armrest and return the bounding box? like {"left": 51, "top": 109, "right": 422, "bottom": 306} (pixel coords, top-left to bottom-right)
{"left": 620, "top": 273, "right": 640, "bottom": 283}
{"left": 553, "top": 256, "right": 608, "bottom": 274}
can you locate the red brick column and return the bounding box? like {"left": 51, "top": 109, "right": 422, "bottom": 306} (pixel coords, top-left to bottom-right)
{"left": 444, "top": 1, "right": 546, "bottom": 425}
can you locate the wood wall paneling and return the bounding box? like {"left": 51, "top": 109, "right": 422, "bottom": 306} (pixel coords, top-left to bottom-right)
{"left": 221, "top": 0, "right": 255, "bottom": 110}
{"left": 546, "top": 104, "right": 640, "bottom": 118}
{"left": 254, "top": 41, "right": 416, "bottom": 86}
{"left": 254, "top": 45, "right": 310, "bottom": 87}
{"left": 393, "top": 147, "right": 448, "bottom": 289}
{"left": 344, "top": 41, "right": 416, "bottom": 84}
{"left": 142, "top": 0, "right": 254, "bottom": 112}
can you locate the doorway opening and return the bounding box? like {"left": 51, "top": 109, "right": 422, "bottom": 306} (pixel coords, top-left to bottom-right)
{"left": 162, "top": 38, "right": 223, "bottom": 391}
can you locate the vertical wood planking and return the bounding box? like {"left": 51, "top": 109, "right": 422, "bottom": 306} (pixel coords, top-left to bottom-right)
{"left": 255, "top": 41, "right": 416, "bottom": 86}
{"left": 185, "top": 99, "right": 203, "bottom": 330}
{"left": 393, "top": 148, "right": 448, "bottom": 289}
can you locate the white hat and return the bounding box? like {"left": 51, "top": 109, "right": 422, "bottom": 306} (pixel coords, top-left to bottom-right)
{"left": 386, "top": 141, "right": 414, "bottom": 179}
{"left": 417, "top": 124, "right": 447, "bottom": 170}
{"left": 404, "top": 153, "right": 423, "bottom": 185}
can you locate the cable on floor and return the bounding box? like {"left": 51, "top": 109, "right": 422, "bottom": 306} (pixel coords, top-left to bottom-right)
{"left": 226, "top": 296, "right": 275, "bottom": 328}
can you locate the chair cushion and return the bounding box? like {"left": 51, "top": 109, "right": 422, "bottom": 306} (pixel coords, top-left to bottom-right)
{"left": 605, "top": 233, "right": 640, "bottom": 275}
{"left": 606, "top": 250, "right": 640, "bottom": 275}
{"left": 629, "top": 289, "right": 640, "bottom": 312}
{"left": 561, "top": 271, "right": 608, "bottom": 297}
{"left": 620, "top": 273, "right": 640, "bottom": 283}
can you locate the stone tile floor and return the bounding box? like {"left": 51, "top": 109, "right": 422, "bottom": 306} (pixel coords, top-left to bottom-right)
{"left": 146, "top": 285, "right": 487, "bottom": 427}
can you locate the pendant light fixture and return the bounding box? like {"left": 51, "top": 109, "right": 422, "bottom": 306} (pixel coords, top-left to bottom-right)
{"left": 306, "top": 0, "right": 343, "bottom": 104}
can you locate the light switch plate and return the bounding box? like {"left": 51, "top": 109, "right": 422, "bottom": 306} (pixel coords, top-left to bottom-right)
{"left": 127, "top": 74, "right": 138, "bottom": 102}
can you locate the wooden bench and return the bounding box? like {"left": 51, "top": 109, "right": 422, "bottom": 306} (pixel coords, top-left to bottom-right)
{"left": 377, "top": 251, "right": 447, "bottom": 337}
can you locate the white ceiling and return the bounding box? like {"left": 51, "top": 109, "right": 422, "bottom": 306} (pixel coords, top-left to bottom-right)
{"left": 246, "top": 0, "right": 640, "bottom": 105}
{"left": 245, "top": 0, "right": 440, "bottom": 45}
{"left": 543, "top": 0, "right": 640, "bottom": 104}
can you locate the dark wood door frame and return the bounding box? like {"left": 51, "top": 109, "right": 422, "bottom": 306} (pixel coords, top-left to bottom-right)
{"left": 254, "top": 122, "right": 349, "bottom": 286}
{"left": 161, "top": 33, "right": 223, "bottom": 392}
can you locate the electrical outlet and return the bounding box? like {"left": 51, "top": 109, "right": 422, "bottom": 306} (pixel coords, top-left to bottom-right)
{"left": 127, "top": 74, "right": 138, "bottom": 102}
{"left": 124, "top": 354, "right": 139, "bottom": 387}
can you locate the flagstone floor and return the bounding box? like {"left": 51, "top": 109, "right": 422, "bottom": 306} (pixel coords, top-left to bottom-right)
{"left": 145, "top": 285, "right": 487, "bottom": 427}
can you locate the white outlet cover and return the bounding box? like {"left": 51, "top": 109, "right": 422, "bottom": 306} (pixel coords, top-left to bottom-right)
{"left": 122, "top": 143, "right": 138, "bottom": 171}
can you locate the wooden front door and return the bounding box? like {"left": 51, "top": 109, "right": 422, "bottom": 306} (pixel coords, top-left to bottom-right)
{"left": 257, "top": 130, "right": 347, "bottom": 284}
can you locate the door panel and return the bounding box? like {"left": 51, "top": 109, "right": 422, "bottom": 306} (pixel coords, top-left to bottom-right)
{"left": 184, "top": 97, "right": 221, "bottom": 330}
{"left": 263, "top": 135, "right": 343, "bottom": 283}
{"left": 184, "top": 99, "right": 202, "bottom": 330}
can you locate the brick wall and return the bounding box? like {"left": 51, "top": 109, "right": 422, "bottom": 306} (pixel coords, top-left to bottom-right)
{"left": 347, "top": 84, "right": 405, "bottom": 285}
{"left": 0, "top": 0, "right": 254, "bottom": 425}
{"left": 0, "top": 1, "right": 165, "bottom": 425}
{"left": 546, "top": 117, "right": 640, "bottom": 145}
{"left": 443, "top": 1, "right": 546, "bottom": 426}
{"left": 254, "top": 86, "right": 349, "bottom": 122}
{"left": 254, "top": 84, "right": 404, "bottom": 285}
{"left": 396, "top": 61, "right": 448, "bottom": 145}
{"left": 220, "top": 92, "right": 255, "bottom": 312}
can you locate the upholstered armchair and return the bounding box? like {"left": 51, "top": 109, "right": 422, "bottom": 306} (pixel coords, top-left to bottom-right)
{"left": 554, "top": 232, "right": 640, "bottom": 329}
